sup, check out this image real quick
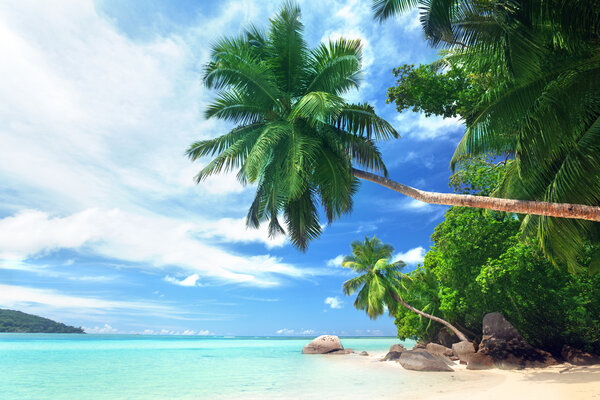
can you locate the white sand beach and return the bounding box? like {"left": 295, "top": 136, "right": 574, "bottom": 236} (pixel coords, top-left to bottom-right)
{"left": 343, "top": 351, "right": 600, "bottom": 400}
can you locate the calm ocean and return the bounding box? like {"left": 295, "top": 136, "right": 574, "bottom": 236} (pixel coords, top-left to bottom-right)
{"left": 0, "top": 334, "right": 465, "bottom": 399}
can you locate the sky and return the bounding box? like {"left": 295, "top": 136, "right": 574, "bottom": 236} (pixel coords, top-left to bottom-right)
{"left": 0, "top": 0, "right": 465, "bottom": 336}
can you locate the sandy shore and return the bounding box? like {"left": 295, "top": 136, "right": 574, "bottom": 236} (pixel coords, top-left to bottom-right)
{"left": 350, "top": 351, "right": 600, "bottom": 400}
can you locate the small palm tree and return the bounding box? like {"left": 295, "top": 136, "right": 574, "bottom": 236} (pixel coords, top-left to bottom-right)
{"left": 342, "top": 236, "right": 468, "bottom": 341}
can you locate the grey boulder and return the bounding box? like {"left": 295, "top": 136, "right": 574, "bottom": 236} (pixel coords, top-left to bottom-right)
{"left": 398, "top": 351, "right": 454, "bottom": 372}
{"left": 302, "top": 335, "right": 344, "bottom": 354}
{"left": 426, "top": 343, "right": 453, "bottom": 357}
{"left": 452, "top": 341, "right": 476, "bottom": 363}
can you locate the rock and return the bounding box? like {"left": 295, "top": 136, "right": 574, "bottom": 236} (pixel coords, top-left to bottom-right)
{"left": 483, "top": 312, "right": 524, "bottom": 341}
{"left": 452, "top": 341, "right": 476, "bottom": 363}
{"left": 328, "top": 348, "right": 354, "bottom": 355}
{"left": 359, "top": 351, "right": 369, "bottom": 356}
{"left": 561, "top": 345, "right": 600, "bottom": 366}
{"left": 478, "top": 312, "right": 558, "bottom": 369}
{"left": 389, "top": 343, "right": 406, "bottom": 353}
{"left": 437, "top": 329, "right": 460, "bottom": 348}
{"left": 413, "top": 342, "right": 427, "bottom": 350}
{"left": 398, "top": 351, "right": 454, "bottom": 372}
{"left": 467, "top": 353, "right": 494, "bottom": 370}
{"left": 426, "top": 343, "right": 454, "bottom": 357}
{"left": 302, "top": 335, "right": 344, "bottom": 354}
{"left": 381, "top": 351, "right": 403, "bottom": 361}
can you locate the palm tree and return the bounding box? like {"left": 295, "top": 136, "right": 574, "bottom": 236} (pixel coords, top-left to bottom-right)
{"left": 187, "top": 3, "right": 397, "bottom": 250}
{"left": 341, "top": 236, "right": 469, "bottom": 341}
{"left": 372, "top": 0, "right": 600, "bottom": 271}
{"left": 188, "top": 2, "right": 600, "bottom": 253}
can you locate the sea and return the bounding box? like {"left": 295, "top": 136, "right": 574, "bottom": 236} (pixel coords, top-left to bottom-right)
{"left": 0, "top": 334, "right": 468, "bottom": 399}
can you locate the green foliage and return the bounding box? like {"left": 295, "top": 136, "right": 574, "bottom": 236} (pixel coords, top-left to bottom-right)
{"left": 0, "top": 309, "right": 84, "bottom": 333}
{"left": 394, "top": 158, "right": 600, "bottom": 354}
{"left": 188, "top": 2, "right": 397, "bottom": 250}
{"left": 379, "top": 0, "right": 600, "bottom": 273}
{"left": 386, "top": 63, "right": 486, "bottom": 119}
{"left": 448, "top": 155, "right": 509, "bottom": 196}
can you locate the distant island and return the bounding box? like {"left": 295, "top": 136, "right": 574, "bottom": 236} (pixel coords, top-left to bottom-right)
{"left": 0, "top": 309, "right": 84, "bottom": 333}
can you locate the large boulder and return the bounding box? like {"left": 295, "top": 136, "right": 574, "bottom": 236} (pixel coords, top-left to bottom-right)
{"left": 389, "top": 343, "right": 406, "bottom": 353}
{"left": 466, "top": 352, "right": 494, "bottom": 370}
{"left": 437, "top": 329, "right": 460, "bottom": 348}
{"left": 302, "top": 335, "right": 344, "bottom": 354}
{"left": 426, "top": 343, "right": 453, "bottom": 358}
{"left": 561, "top": 345, "right": 600, "bottom": 366}
{"left": 398, "top": 351, "right": 454, "bottom": 372}
{"left": 452, "top": 341, "right": 476, "bottom": 363}
{"left": 477, "top": 312, "right": 557, "bottom": 369}
{"left": 381, "top": 351, "right": 404, "bottom": 361}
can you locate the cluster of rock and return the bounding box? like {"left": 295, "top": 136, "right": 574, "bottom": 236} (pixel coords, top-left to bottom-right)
{"left": 380, "top": 342, "right": 455, "bottom": 372}
{"left": 302, "top": 313, "right": 600, "bottom": 372}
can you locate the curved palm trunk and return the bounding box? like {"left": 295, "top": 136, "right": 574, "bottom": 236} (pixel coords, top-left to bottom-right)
{"left": 390, "top": 291, "right": 469, "bottom": 342}
{"left": 353, "top": 168, "right": 600, "bottom": 222}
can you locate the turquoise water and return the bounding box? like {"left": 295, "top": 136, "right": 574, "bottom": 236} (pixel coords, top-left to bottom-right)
{"left": 0, "top": 334, "right": 465, "bottom": 399}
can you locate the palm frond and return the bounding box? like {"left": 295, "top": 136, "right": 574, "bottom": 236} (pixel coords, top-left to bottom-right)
{"left": 335, "top": 103, "right": 399, "bottom": 141}
{"left": 305, "top": 38, "right": 362, "bottom": 95}
{"left": 372, "top": 0, "right": 419, "bottom": 22}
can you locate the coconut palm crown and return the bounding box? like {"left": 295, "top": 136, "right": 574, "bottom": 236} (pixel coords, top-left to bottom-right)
{"left": 187, "top": 2, "right": 397, "bottom": 250}
{"left": 342, "top": 236, "right": 406, "bottom": 319}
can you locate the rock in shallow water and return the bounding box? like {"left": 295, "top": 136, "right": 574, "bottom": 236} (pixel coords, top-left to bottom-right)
{"left": 302, "top": 335, "right": 343, "bottom": 354}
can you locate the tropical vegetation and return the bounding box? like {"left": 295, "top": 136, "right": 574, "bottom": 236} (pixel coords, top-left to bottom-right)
{"left": 375, "top": 0, "right": 600, "bottom": 272}
{"left": 392, "top": 158, "right": 600, "bottom": 355}
{"left": 341, "top": 236, "right": 469, "bottom": 342}
{"left": 0, "top": 309, "right": 84, "bottom": 333}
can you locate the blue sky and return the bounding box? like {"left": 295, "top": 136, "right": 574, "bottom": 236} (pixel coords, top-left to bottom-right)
{"left": 0, "top": 0, "right": 465, "bottom": 336}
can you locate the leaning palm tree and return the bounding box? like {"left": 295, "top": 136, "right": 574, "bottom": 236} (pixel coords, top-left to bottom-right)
{"left": 188, "top": 2, "right": 600, "bottom": 253}
{"left": 372, "top": 0, "right": 600, "bottom": 271}
{"left": 342, "top": 236, "right": 469, "bottom": 341}
{"left": 187, "top": 3, "right": 397, "bottom": 250}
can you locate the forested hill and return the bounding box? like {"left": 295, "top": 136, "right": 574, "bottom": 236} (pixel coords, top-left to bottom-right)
{"left": 0, "top": 309, "right": 84, "bottom": 333}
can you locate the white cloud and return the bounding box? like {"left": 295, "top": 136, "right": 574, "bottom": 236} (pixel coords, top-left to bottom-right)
{"left": 396, "top": 113, "right": 464, "bottom": 141}
{"left": 0, "top": 0, "right": 297, "bottom": 287}
{"left": 325, "top": 296, "right": 343, "bottom": 309}
{"left": 276, "top": 328, "right": 295, "bottom": 335}
{"left": 84, "top": 324, "right": 118, "bottom": 334}
{"left": 0, "top": 209, "right": 308, "bottom": 286}
{"left": 394, "top": 246, "right": 426, "bottom": 265}
{"left": 327, "top": 254, "right": 345, "bottom": 268}
{"left": 0, "top": 283, "right": 189, "bottom": 320}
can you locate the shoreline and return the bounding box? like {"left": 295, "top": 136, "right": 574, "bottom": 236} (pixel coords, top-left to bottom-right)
{"left": 340, "top": 350, "right": 600, "bottom": 400}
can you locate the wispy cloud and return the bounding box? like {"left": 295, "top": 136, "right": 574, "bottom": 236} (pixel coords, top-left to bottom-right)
{"left": 0, "top": 209, "right": 305, "bottom": 286}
